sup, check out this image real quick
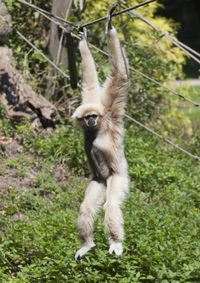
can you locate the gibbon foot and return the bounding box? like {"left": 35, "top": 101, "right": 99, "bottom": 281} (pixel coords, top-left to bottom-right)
{"left": 75, "top": 243, "right": 95, "bottom": 263}
{"left": 109, "top": 242, "right": 123, "bottom": 258}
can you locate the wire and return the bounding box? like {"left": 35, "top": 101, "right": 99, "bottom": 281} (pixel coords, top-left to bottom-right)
{"left": 16, "top": 0, "right": 156, "bottom": 29}
{"left": 16, "top": 0, "right": 200, "bottom": 64}
{"left": 129, "top": 66, "right": 200, "bottom": 107}
{"left": 16, "top": 0, "right": 78, "bottom": 28}
{"left": 125, "top": 8, "right": 200, "bottom": 65}
{"left": 81, "top": 0, "right": 156, "bottom": 28}
{"left": 13, "top": 3, "right": 200, "bottom": 107}
{"left": 16, "top": 0, "right": 200, "bottom": 65}
{"left": 16, "top": 29, "right": 70, "bottom": 80}
{"left": 125, "top": 114, "right": 200, "bottom": 161}
{"left": 176, "top": 40, "right": 200, "bottom": 58}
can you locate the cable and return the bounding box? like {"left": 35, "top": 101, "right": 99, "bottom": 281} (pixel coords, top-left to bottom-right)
{"left": 125, "top": 114, "right": 200, "bottom": 162}
{"left": 176, "top": 39, "right": 200, "bottom": 58}
{"left": 125, "top": 8, "right": 200, "bottom": 65}
{"left": 16, "top": 0, "right": 156, "bottom": 29}
{"left": 14, "top": 16, "right": 200, "bottom": 107}
{"left": 81, "top": 0, "right": 156, "bottom": 28}
{"left": 16, "top": 0, "right": 200, "bottom": 65}
{"left": 129, "top": 66, "right": 200, "bottom": 107}
{"left": 15, "top": 0, "right": 200, "bottom": 93}
{"left": 16, "top": 0, "right": 78, "bottom": 28}
{"left": 16, "top": 29, "right": 70, "bottom": 80}
{"left": 30, "top": 8, "right": 199, "bottom": 107}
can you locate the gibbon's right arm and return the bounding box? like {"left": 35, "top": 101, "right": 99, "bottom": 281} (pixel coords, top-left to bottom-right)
{"left": 102, "top": 8, "right": 129, "bottom": 115}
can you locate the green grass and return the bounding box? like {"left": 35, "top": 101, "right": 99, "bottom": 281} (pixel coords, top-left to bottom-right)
{"left": 0, "top": 124, "right": 200, "bottom": 282}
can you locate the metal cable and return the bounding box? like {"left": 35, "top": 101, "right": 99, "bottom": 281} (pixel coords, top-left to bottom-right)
{"left": 16, "top": 29, "right": 70, "bottom": 80}
{"left": 81, "top": 0, "right": 156, "bottom": 28}
{"left": 16, "top": 0, "right": 156, "bottom": 29}
{"left": 125, "top": 114, "right": 200, "bottom": 162}
{"left": 16, "top": 0, "right": 78, "bottom": 27}
{"left": 126, "top": 9, "right": 200, "bottom": 64}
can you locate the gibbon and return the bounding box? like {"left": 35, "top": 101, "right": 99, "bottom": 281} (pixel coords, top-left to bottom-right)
{"left": 73, "top": 6, "right": 129, "bottom": 262}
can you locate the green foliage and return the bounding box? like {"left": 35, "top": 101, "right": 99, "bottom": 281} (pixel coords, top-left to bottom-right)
{"left": 0, "top": 104, "right": 13, "bottom": 137}
{"left": 15, "top": 123, "right": 90, "bottom": 176}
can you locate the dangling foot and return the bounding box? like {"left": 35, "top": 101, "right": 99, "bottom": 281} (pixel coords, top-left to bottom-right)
{"left": 109, "top": 241, "right": 123, "bottom": 258}
{"left": 75, "top": 242, "right": 95, "bottom": 263}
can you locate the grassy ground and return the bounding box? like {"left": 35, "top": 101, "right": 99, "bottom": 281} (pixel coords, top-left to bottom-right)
{"left": 0, "top": 121, "right": 200, "bottom": 282}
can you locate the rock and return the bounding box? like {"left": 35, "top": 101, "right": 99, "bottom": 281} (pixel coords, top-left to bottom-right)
{"left": 0, "top": 47, "right": 58, "bottom": 128}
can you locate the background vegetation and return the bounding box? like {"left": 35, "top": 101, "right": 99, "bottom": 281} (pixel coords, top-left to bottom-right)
{"left": 0, "top": 0, "right": 200, "bottom": 282}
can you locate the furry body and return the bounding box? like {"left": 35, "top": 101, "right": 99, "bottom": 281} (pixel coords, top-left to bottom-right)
{"left": 73, "top": 22, "right": 129, "bottom": 261}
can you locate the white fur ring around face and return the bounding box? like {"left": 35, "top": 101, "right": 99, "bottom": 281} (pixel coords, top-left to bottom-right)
{"left": 109, "top": 242, "right": 123, "bottom": 258}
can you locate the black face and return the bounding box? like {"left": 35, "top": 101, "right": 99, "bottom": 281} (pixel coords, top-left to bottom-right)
{"left": 84, "top": 114, "right": 98, "bottom": 128}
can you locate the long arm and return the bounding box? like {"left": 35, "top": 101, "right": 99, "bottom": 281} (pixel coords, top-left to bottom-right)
{"left": 79, "top": 29, "right": 101, "bottom": 104}
{"left": 102, "top": 13, "right": 129, "bottom": 116}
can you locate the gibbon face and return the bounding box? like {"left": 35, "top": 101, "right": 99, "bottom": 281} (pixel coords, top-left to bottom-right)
{"left": 73, "top": 103, "right": 105, "bottom": 131}
{"left": 83, "top": 113, "right": 98, "bottom": 128}
{"left": 77, "top": 111, "right": 102, "bottom": 131}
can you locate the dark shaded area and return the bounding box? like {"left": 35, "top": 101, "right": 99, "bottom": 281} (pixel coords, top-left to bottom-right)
{"left": 158, "top": 0, "right": 200, "bottom": 78}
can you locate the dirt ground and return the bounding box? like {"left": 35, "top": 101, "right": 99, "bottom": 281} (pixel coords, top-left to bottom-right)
{"left": 0, "top": 136, "right": 68, "bottom": 191}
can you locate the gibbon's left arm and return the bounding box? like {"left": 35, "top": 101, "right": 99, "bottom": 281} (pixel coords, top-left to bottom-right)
{"left": 79, "top": 28, "right": 101, "bottom": 105}
{"left": 102, "top": 9, "right": 129, "bottom": 116}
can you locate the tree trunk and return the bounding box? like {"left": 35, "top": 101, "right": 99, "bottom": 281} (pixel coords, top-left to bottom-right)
{"left": 46, "top": 0, "right": 73, "bottom": 100}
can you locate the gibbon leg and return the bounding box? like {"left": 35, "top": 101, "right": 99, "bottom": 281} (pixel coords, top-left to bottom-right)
{"left": 75, "top": 180, "right": 106, "bottom": 262}
{"left": 104, "top": 174, "right": 129, "bottom": 257}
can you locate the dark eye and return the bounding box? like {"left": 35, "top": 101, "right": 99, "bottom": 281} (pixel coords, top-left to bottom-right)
{"left": 84, "top": 115, "right": 91, "bottom": 120}
{"left": 84, "top": 114, "right": 98, "bottom": 120}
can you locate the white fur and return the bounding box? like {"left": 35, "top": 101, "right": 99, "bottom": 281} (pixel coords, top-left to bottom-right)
{"left": 75, "top": 243, "right": 95, "bottom": 262}
{"left": 109, "top": 241, "right": 123, "bottom": 257}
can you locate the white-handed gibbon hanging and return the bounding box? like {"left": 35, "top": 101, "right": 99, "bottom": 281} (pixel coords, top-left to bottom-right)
{"left": 72, "top": 4, "right": 129, "bottom": 262}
